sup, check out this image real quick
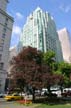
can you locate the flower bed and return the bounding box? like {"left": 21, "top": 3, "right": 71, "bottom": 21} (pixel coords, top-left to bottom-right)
{"left": 17, "top": 99, "right": 32, "bottom": 105}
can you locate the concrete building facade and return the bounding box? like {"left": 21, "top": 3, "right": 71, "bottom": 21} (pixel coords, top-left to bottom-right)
{"left": 58, "top": 28, "right": 71, "bottom": 63}
{"left": 18, "top": 7, "right": 63, "bottom": 62}
{"left": 0, "top": 0, "right": 14, "bottom": 93}
{"left": 8, "top": 46, "right": 17, "bottom": 74}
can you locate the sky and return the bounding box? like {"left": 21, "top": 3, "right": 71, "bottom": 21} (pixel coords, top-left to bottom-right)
{"left": 7, "top": 0, "right": 71, "bottom": 47}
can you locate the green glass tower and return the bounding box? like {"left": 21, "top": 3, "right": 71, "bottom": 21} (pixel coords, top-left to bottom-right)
{"left": 18, "top": 7, "right": 63, "bottom": 62}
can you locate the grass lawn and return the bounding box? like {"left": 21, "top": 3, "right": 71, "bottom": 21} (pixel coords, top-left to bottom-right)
{"left": 33, "top": 103, "right": 71, "bottom": 108}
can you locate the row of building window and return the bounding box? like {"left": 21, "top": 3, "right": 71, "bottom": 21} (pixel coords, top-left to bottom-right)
{"left": 0, "top": 54, "right": 2, "bottom": 61}
{"left": 0, "top": 17, "right": 8, "bottom": 51}
{"left": 0, "top": 18, "right": 8, "bottom": 70}
{"left": 0, "top": 62, "right": 4, "bottom": 70}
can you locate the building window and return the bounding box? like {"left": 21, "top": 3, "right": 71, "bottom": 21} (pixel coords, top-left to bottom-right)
{"left": 30, "top": 17, "right": 33, "bottom": 20}
{"left": 5, "top": 23, "right": 7, "bottom": 27}
{"left": 0, "top": 63, "right": 4, "bottom": 70}
{"left": 0, "top": 46, "right": 3, "bottom": 51}
{"left": 0, "top": 54, "right": 2, "bottom": 61}
{"left": 2, "top": 33, "right": 5, "bottom": 38}
{"left": 34, "top": 19, "right": 37, "bottom": 26}
{"left": 3, "top": 28, "right": 6, "bottom": 33}
{"left": 0, "top": 80, "right": 1, "bottom": 87}
{"left": 34, "top": 34, "right": 37, "bottom": 36}
{"left": 6, "top": 18, "right": 8, "bottom": 22}
{"left": 40, "top": 39, "right": 42, "bottom": 42}
{"left": 1, "top": 39, "right": 4, "bottom": 44}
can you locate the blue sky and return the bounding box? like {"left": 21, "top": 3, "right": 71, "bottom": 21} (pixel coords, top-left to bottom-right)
{"left": 7, "top": 0, "right": 71, "bottom": 47}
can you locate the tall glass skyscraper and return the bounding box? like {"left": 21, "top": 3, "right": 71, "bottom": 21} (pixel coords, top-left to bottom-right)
{"left": 18, "top": 7, "right": 63, "bottom": 62}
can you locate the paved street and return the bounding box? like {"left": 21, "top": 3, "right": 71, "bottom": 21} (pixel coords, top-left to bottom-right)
{"left": 0, "top": 98, "right": 30, "bottom": 108}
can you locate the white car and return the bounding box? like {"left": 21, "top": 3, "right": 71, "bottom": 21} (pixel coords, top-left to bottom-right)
{"left": 51, "top": 90, "right": 61, "bottom": 97}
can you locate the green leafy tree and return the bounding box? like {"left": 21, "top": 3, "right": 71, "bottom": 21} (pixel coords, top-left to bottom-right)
{"left": 56, "top": 62, "right": 71, "bottom": 90}
{"left": 43, "top": 50, "right": 56, "bottom": 72}
{"left": 42, "top": 50, "right": 64, "bottom": 94}
{"left": 58, "top": 62, "right": 71, "bottom": 77}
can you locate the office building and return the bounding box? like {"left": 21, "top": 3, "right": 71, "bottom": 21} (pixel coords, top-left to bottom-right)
{"left": 0, "top": 0, "right": 14, "bottom": 93}
{"left": 18, "top": 7, "right": 63, "bottom": 62}
{"left": 8, "top": 46, "right": 17, "bottom": 74}
{"left": 58, "top": 28, "right": 71, "bottom": 63}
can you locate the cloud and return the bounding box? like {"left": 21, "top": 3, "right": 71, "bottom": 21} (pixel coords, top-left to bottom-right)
{"left": 12, "top": 25, "right": 21, "bottom": 35}
{"left": 59, "top": 4, "right": 71, "bottom": 13}
{"left": 15, "top": 12, "right": 23, "bottom": 19}
{"left": 7, "top": 10, "right": 24, "bottom": 20}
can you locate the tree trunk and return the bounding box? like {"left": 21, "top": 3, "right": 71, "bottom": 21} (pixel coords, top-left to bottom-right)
{"left": 47, "top": 85, "right": 52, "bottom": 97}
{"left": 48, "top": 85, "right": 51, "bottom": 94}
{"left": 60, "top": 85, "right": 63, "bottom": 93}
{"left": 32, "top": 87, "right": 35, "bottom": 103}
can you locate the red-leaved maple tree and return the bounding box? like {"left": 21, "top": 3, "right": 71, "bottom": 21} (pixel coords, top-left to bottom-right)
{"left": 10, "top": 46, "right": 51, "bottom": 101}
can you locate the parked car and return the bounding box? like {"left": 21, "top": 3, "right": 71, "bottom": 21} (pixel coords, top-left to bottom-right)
{"left": 0, "top": 93, "right": 7, "bottom": 98}
{"left": 41, "top": 88, "right": 48, "bottom": 96}
{"left": 47, "top": 92, "right": 57, "bottom": 97}
{"left": 0, "top": 93, "right": 4, "bottom": 98}
{"left": 35, "top": 90, "right": 41, "bottom": 96}
{"left": 61, "top": 90, "right": 71, "bottom": 97}
{"left": 51, "top": 90, "right": 61, "bottom": 97}
{"left": 4, "top": 93, "right": 23, "bottom": 101}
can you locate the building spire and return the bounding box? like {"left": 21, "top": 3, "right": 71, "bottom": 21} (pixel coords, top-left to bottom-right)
{"left": 35, "top": 7, "right": 42, "bottom": 12}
